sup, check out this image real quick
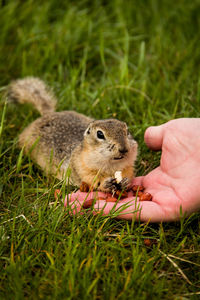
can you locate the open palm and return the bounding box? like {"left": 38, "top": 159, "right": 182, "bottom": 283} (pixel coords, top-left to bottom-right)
{"left": 67, "top": 119, "right": 200, "bottom": 222}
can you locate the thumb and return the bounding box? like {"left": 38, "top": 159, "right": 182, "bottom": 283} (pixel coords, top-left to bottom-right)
{"left": 144, "top": 124, "right": 165, "bottom": 150}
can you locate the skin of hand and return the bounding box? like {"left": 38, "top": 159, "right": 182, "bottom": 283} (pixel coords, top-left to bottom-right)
{"left": 66, "top": 118, "right": 200, "bottom": 222}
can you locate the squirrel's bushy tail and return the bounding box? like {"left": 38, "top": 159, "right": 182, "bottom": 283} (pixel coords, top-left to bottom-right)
{"left": 6, "top": 77, "right": 57, "bottom": 115}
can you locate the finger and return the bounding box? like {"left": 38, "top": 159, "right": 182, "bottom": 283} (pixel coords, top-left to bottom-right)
{"left": 138, "top": 201, "right": 168, "bottom": 222}
{"left": 93, "top": 198, "right": 168, "bottom": 222}
{"left": 64, "top": 191, "right": 98, "bottom": 214}
{"left": 64, "top": 190, "right": 107, "bottom": 206}
{"left": 93, "top": 197, "right": 139, "bottom": 219}
{"left": 144, "top": 124, "right": 165, "bottom": 150}
{"left": 64, "top": 195, "right": 85, "bottom": 215}
{"left": 67, "top": 191, "right": 178, "bottom": 222}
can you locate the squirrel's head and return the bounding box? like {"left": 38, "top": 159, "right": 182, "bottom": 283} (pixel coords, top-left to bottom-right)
{"left": 83, "top": 119, "right": 138, "bottom": 172}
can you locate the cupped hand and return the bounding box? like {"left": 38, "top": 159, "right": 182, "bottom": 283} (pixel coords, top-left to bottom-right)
{"left": 66, "top": 118, "right": 200, "bottom": 222}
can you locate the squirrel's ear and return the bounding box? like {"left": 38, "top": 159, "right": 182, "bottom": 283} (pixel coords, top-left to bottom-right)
{"left": 84, "top": 127, "right": 90, "bottom": 136}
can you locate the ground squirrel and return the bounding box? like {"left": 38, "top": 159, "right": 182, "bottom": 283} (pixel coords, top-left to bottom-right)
{"left": 7, "top": 77, "right": 138, "bottom": 192}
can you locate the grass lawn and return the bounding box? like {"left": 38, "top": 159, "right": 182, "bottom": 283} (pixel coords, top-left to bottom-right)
{"left": 0, "top": 0, "right": 200, "bottom": 299}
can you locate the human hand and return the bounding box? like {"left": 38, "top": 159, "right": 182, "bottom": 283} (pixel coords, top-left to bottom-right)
{"left": 66, "top": 118, "right": 200, "bottom": 222}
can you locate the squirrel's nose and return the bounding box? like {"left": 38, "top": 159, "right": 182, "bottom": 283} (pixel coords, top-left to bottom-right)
{"left": 119, "top": 147, "right": 128, "bottom": 154}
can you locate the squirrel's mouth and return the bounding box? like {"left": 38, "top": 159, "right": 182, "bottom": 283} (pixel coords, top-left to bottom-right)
{"left": 114, "top": 156, "right": 124, "bottom": 160}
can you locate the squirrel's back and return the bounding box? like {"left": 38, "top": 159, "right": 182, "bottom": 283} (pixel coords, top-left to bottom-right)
{"left": 7, "top": 77, "right": 56, "bottom": 115}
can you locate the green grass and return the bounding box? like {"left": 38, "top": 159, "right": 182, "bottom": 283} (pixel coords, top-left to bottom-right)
{"left": 0, "top": 0, "right": 200, "bottom": 299}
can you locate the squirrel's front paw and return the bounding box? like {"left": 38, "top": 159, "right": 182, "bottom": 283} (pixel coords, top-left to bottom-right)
{"left": 118, "top": 177, "right": 131, "bottom": 190}
{"left": 103, "top": 177, "right": 118, "bottom": 193}
{"left": 103, "top": 177, "right": 130, "bottom": 193}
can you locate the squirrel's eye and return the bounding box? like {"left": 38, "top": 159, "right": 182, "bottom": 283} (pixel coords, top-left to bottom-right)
{"left": 97, "top": 130, "right": 105, "bottom": 140}
{"left": 87, "top": 128, "right": 90, "bottom": 134}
